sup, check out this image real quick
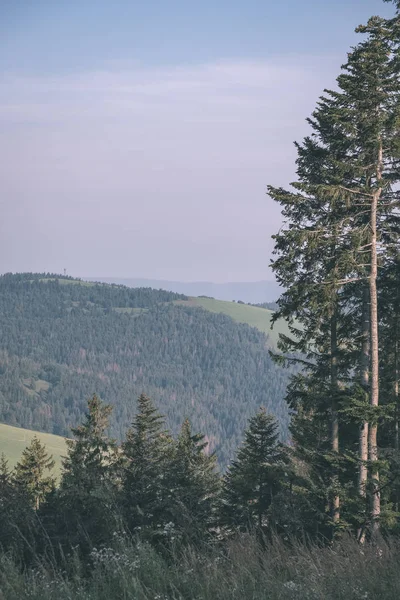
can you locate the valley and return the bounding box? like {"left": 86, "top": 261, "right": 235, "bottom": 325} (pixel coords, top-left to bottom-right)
{"left": 0, "top": 273, "right": 291, "bottom": 468}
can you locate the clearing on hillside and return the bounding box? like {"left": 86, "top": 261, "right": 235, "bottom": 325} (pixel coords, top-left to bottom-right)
{"left": 0, "top": 423, "right": 67, "bottom": 476}
{"left": 176, "top": 297, "right": 291, "bottom": 347}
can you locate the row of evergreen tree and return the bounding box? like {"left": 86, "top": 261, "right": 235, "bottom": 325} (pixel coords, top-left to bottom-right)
{"left": 268, "top": 0, "right": 400, "bottom": 539}
{"left": 0, "top": 394, "right": 292, "bottom": 561}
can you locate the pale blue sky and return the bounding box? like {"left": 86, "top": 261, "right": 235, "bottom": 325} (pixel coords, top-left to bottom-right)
{"left": 0, "top": 0, "right": 395, "bottom": 281}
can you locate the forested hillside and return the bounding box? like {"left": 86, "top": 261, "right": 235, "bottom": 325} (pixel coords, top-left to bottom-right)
{"left": 0, "top": 273, "right": 290, "bottom": 467}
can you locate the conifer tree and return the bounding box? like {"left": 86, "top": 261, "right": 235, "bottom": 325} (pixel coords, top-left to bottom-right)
{"left": 14, "top": 436, "right": 55, "bottom": 510}
{"left": 267, "top": 98, "right": 355, "bottom": 530}
{"left": 54, "top": 394, "right": 120, "bottom": 550}
{"left": 220, "top": 409, "right": 285, "bottom": 533}
{"left": 268, "top": 3, "right": 400, "bottom": 535}
{"left": 122, "top": 394, "right": 174, "bottom": 537}
{"left": 61, "top": 393, "right": 119, "bottom": 493}
{"left": 0, "top": 453, "right": 10, "bottom": 486}
{"left": 333, "top": 14, "right": 399, "bottom": 532}
{"left": 169, "top": 419, "right": 220, "bottom": 539}
{"left": 0, "top": 453, "right": 35, "bottom": 555}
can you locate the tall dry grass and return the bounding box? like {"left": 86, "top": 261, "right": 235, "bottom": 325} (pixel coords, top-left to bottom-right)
{"left": 0, "top": 533, "right": 399, "bottom": 599}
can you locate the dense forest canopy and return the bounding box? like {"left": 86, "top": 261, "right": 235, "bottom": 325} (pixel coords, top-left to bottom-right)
{"left": 0, "top": 273, "right": 291, "bottom": 468}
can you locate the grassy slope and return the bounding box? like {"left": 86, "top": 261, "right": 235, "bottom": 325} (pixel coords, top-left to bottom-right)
{"left": 176, "top": 297, "right": 290, "bottom": 347}
{"left": 0, "top": 423, "right": 67, "bottom": 475}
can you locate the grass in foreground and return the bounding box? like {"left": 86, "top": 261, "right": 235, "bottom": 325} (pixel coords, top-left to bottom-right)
{"left": 0, "top": 534, "right": 398, "bottom": 600}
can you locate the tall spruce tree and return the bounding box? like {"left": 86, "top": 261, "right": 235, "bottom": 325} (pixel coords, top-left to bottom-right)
{"left": 312, "top": 12, "right": 400, "bottom": 533}
{"left": 267, "top": 101, "right": 356, "bottom": 531}
{"left": 268, "top": 3, "right": 400, "bottom": 536}
{"left": 343, "top": 15, "right": 397, "bottom": 533}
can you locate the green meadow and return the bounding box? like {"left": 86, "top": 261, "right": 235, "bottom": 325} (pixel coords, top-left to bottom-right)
{"left": 177, "top": 297, "right": 291, "bottom": 347}
{"left": 0, "top": 423, "right": 67, "bottom": 476}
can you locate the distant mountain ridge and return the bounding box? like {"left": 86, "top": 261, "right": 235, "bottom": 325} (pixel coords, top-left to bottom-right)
{"left": 84, "top": 278, "right": 281, "bottom": 304}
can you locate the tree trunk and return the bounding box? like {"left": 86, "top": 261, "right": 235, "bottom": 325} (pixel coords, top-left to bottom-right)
{"left": 331, "top": 306, "right": 340, "bottom": 525}
{"left": 394, "top": 302, "right": 399, "bottom": 512}
{"left": 358, "top": 286, "right": 370, "bottom": 543}
{"left": 395, "top": 336, "right": 399, "bottom": 454}
{"left": 369, "top": 144, "right": 382, "bottom": 533}
{"left": 359, "top": 287, "right": 370, "bottom": 499}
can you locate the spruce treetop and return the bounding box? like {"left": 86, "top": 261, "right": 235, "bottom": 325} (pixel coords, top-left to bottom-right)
{"left": 14, "top": 436, "right": 55, "bottom": 510}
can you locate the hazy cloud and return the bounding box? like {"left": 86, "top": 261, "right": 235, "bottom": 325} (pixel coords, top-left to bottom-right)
{"left": 0, "top": 57, "right": 340, "bottom": 280}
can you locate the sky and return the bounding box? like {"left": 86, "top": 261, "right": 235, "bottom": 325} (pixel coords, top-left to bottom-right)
{"left": 0, "top": 0, "right": 395, "bottom": 282}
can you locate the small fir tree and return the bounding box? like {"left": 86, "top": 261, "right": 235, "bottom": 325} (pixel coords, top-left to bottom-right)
{"left": 14, "top": 436, "right": 55, "bottom": 510}
{"left": 220, "top": 409, "right": 285, "bottom": 533}
{"left": 61, "top": 393, "right": 119, "bottom": 492}
{"left": 122, "top": 394, "right": 174, "bottom": 537}
{"left": 0, "top": 453, "right": 35, "bottom": 556}
{"left": 169, "top": 418, "right": 220, "bottom": 539}
{"left": 0, "top": 453, "right": 10, "bottom": 486}
{"left": 53, "top": 394, "right": 120, "bottom": 552}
